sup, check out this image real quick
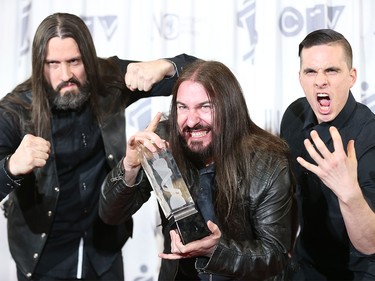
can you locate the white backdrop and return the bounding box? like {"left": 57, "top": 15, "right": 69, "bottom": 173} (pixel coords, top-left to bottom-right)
{"left": 1, "top": 0, "right": 375, "bottom": 280}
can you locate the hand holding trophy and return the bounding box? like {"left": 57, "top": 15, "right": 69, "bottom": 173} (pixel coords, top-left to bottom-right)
{"left": 137, "top": 140, "right": 211, "bottom": 244}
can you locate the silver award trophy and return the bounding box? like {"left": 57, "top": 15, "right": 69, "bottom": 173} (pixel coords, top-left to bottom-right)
{"left": 138, "top": 144, "right": 211, "bottom": 244}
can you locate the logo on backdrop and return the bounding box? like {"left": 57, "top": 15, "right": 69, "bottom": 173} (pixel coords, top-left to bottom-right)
{"left": 19, "top": 1, "right": 32, "bottom": 56}
{"left": 127, "top": 99, "right": 152, "bottom": 135}
{"left": 81, "top": 15, "right": 118, "bottom": 41}
{"left": 237, "top": 0, "right": 258, "bottom": 62}
{"left": 236, "top": 3, "right": 345, "bottom": 63}
{"left": 154, "top": 13, "right": 180, "bottom": 40}
{"left": 133, "top": 264, "right": 153, "bottom": 281}
{"left": 18, "top": 11, "right": 118, "bottom": 58}
{"left": 279, "top": 4, "right": 345, "bottom": 36}
{"left": 361, "top": 82, "right": 375, "bottom": 112}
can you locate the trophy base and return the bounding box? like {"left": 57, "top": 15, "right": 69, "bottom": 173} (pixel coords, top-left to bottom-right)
{"left": 171, "top": 211, "right": 211, "bottom": 245}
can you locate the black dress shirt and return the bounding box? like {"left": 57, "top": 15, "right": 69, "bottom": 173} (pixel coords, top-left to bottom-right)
{"left": 280, "top": 92, "right": 375, "bottom": 280}
{"left": 35, "top": 104, "right": 109, "bottom": 278}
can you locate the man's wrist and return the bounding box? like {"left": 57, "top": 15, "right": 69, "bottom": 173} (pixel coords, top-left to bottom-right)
{"left": 122, "top": 158, "right": 141, "bottom": 186}
{"left": 123, "top": 158, "right": 140, "bottom": 172}
{"left": 3, "top": 155, "right": 23, "bottom": 186}
{"left": 163, "top": 59, "right": 178, "bottom": 78}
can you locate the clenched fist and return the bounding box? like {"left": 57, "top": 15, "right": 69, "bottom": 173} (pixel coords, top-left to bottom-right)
{"left": 7, "top": 134, "right": 51, "bottom": 176}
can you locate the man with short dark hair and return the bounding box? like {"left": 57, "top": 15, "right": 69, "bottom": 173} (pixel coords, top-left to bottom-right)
{"left": 281, "top": 29, "right": 375, "bottom": 280}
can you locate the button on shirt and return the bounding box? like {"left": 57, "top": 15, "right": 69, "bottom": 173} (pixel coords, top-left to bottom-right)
{"left": 35, "top": 104, "right": 109, "bottom": 278}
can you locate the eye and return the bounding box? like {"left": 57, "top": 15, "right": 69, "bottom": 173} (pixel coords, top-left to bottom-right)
{"left": 326, "top": 69, "right": 338, "bottom": 75}
{"left": 46, "top": 61, "right": 59, "bottom": 69}
{"left": 304, "top": 69, "right": 316, "bottom": 76}
{"left": 200, "top": 104, "right": 212, "bottom": 113}
{"left": 69, "top": 58, "right": 81, "bottom": 66}
{"left": 177, "top": 104, "right": 188, "bottom": 113}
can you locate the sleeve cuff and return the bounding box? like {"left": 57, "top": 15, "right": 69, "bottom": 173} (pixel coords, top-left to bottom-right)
{"left": 113, "top": 158, "right": 144, "bottom": 188}
{"left": 3, "top": 155, "right": 23, "bottom": 188}
{"left": 163, "top": 59, "right": 178, "bottom": 78}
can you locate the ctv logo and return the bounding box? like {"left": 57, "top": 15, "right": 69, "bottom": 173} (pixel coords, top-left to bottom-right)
{"left": 279, "top": 4, "right": 345, "bottom": 36}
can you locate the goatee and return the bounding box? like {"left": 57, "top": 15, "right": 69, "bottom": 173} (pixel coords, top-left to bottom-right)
{"left": 48, "top": 79, "right": 91, "bottom": 111}
{"left": 179, "top": 134, "right": 213, "bottom": 168}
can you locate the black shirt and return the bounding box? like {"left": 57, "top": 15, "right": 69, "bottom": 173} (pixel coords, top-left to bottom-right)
{"left": 280, "top": 92, "right": 375, "bottom": 280}
{"left": 177, "top": 164, "right": 232, "bottom": 281}
{"left": 35, "top": 104, "right": 109, "bottom": 278}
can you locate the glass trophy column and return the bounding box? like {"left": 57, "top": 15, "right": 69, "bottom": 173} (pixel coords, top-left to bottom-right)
{"left": 138, "top": 144, "right": 211, "bottom": 244}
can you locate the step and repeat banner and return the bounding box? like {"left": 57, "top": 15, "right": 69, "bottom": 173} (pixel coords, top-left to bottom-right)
{"left": 0, "top": 0, "right": 374, "bottom": 280}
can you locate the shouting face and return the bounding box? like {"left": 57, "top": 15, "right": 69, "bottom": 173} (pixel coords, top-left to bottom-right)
{"left": 299, "top": 43, "right": 356, "bottom": 123}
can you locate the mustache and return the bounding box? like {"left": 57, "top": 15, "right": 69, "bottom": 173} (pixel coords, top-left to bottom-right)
{"left": 182, "top": 124, "right": 210, "bottom": 133}
{"left": 55, "top": 78, "right": 81, "bottom": 92}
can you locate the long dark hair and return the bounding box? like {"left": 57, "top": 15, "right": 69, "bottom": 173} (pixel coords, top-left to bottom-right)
{"left": 168, "top": 60, "right": 290, "bottom": 228}
{"left": 5, "top": 13, "right": 125, "bottom": 139}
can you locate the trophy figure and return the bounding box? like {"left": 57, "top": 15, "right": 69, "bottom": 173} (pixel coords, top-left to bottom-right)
{"left": 138, "top": 144, "right": 211, "bottom": 244}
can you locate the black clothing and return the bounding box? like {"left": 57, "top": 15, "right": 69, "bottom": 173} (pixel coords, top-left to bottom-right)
{"left": 280, "top": 92, "right": 375, "bottom": 280}
{"left": 0, "top": 54, "right": 196, "bottom": 279}
{"left": 195, "top": 165, "right": 217, "bottom": 224}
{"left": 100, "top": 123, "right": 295, "bottom": 280}
{"left": 17, "top": 253, "right": 124, "bottom": 281}
{"left": 35, "top": 103, "right": 109, "bottom": 277}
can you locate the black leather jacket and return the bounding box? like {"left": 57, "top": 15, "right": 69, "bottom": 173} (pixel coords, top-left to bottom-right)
{"left": 0, "top": 54, "right": 195, "bottom": 278}
{"left": 100, "top": 124, "right": 295, "bottom": 280}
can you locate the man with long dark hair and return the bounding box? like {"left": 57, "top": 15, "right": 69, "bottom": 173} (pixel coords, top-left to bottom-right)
{"left": 100, "top": 60, "right": 296, "bottom": 280}
{"left": 0, "top": 12, "right": 195, "bottom": 280}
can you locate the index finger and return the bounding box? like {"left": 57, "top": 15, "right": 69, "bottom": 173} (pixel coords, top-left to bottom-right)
{"left": 145, "top": 112, "right": 163, "bottom": 132}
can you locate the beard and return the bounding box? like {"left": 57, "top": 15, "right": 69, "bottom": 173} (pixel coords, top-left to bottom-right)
{"left": 178, "top": 134, "right": 213, "bottom": 168}
{"left": 48, "top": 78, "right": 91, "bottom": 111}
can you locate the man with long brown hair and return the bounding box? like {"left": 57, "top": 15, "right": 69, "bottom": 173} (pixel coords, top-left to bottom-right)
{"left": 100, "top": 60, "right": 296, "bottom": 280}
{"left": 0, "top": 12, "right": 195, "bottom": 280}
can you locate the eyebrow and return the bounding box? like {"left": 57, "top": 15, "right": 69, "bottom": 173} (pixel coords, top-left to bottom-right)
{"left": 302, "top": 66, "right": 341, "bottom": 73}
{"left": 45, "top": 56, "right": 82, "bottom": 63}
{"left": 176, "top": 101, "right": 211, "bottom": 106}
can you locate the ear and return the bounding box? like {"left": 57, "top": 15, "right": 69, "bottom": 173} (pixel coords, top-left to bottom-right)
{"left": 349, "top": 67, "right": 357, "bottom": 87}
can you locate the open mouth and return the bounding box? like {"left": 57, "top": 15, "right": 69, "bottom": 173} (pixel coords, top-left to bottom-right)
{"left": 317, "top": 93, "right": 331, "bottom": 110}
{"left": 190, "top": 129, "right": 210, "bottom": 138}
{"left": 183, "top": 126, "right": 211, "bottom": 139}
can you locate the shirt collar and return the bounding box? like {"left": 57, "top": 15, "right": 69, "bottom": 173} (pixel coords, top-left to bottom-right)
{"left": 199, "top": 164, "right": 215, "bottom": 175}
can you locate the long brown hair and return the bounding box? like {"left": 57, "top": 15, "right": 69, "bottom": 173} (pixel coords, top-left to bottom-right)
{"left": 168, "top": 60, "right": 290, "bottom": 226}
{"left": 5, "top": 13, "right": 126, "bottom": 139}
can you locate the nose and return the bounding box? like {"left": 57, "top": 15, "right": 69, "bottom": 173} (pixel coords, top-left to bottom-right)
{"left": 61, "top": 62, "right": 73, "bottom": 81}
{"left": 314, "top": 70, "right": 328, "bottom": 88}
{"left": 186, "top": 109, "right": 200, "bottom": 128}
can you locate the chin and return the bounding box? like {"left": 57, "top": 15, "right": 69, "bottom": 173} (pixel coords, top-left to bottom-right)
{"left": 61, "top": 89, "right": 79, "bottom": 96}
